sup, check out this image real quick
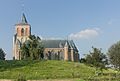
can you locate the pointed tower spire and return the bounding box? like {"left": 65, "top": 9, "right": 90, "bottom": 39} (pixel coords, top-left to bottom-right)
{"left": 22, "top": 13, "right": 27, "bottom": 23}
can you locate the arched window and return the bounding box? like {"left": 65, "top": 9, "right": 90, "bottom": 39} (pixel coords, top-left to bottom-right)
{"left": 25, "top": 28, "right": 28, "bottom": 36}
{"left": 21, "top": 28, "right": 24, "bottom": 36}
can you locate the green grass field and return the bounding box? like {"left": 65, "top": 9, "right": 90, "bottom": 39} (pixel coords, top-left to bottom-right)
{"left": 0, "top": 60, "right": 118, "bottom": 81}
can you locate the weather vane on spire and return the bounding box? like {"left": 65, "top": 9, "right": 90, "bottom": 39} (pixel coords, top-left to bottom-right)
{"left": 21, "top": 0, "right": 27, "bottom": 23}
{"left": 21, "top": 0, "right": 25, "bottom": 13}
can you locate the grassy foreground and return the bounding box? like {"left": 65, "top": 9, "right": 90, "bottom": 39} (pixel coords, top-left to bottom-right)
{"left": 0, "top": 60, "right": 117, "bottom": 81}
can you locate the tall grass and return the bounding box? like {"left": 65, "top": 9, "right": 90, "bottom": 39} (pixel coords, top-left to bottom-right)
{"left": 0, "top": 60, "right": 117, "bottom": 80}
{"left": 0, "top": 60, "right": 96, "bottom": 80}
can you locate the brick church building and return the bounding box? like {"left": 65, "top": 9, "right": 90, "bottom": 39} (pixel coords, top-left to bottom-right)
{"left": 13, "top": 14, "right": 79, "bottom": 61}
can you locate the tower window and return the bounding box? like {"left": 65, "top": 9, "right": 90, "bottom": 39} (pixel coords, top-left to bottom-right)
{"left": 21, "top": 28, "right": 24, "bottom": 36}
{"left": 26, "top": 28, "right": 28, "bottom": 36}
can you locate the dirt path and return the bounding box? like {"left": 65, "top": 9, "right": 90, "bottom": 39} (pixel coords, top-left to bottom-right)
{"left": 0, "top": 79, "right": 80, "bottom": 81}
{"left": 28, "top": 79, "right": 78, "bottom": 81}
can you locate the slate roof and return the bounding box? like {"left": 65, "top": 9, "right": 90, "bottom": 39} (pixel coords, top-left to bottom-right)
{"left": 15, "top": 13, "right": 30, "bottom": 26}
{"left": 41, "top": 40, "right": 78, "bottom": 51}
{"left": 22, "top": 13, "right": 28, "bottom": 24}
{"left": 42, "top": 40, "right": 66, "bottom": 48}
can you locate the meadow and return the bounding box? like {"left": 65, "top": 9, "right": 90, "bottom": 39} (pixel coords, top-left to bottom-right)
{"left": 0, "top": 60, "right": 119, "bottom": 81}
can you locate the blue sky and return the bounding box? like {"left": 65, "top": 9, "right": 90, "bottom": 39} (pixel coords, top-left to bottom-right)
{"left": 0, "top": 0, "right": 120, "bottom": 59}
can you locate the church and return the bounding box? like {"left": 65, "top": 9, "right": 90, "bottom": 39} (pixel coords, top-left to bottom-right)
{"left": 13, "top": 13, "right": 79, "bottom": 62}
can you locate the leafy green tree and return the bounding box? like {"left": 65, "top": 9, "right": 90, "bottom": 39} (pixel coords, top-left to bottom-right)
{"left": 107, "top": 41, "right": 120, "bottom": 70}
{"left": 20, "top": 35, "right": 44, "bottom": 60}
{"left": 80, "top": 58, "right": 86, "bottom": 63}
{"left": 0, "top": 48, "right": 6, "bottom": 60}
{"left": 85, "top": 47, "right": 108, "bottom": 70}
{"left": 20, "top": 43, "right": 29, "bottom": 60}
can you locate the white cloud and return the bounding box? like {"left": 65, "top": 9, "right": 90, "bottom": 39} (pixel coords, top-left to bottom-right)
{"left": 69, "top": 28, "right": 100, "bottom": 40}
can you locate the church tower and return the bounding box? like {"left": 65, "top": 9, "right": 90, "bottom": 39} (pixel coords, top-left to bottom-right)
{"left": 13, "top": 13, "right": 31, "bottom": 60}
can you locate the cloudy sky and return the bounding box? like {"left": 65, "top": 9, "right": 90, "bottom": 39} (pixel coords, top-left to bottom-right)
{"left": 0, "top": 0, "right": 120, "bottom": 59}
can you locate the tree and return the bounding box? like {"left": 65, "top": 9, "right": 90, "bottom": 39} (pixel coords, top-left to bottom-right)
{"left": 0, "top": 48, "right": 6, "bottom": 60}
{"left": 20, "top": 43, "right": 29, "bottom": 60}
{"left": 80, "top": 58, "right": 86, "bottom": 63}
{"left": 20, "top": 35, "right": 44, "bottom": 60}
{"left": 107, "top": 41, "right": 120, "bottom": 70}
{"left": 85, "top": 47, "right": 108, "bottom": 70}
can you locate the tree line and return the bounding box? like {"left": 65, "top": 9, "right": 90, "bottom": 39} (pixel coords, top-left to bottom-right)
{"left": 80, "top": 41, "right": 120, "bottom": 71}
{"left": 1, "top": 35, "right": 120, "bottom": 71}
